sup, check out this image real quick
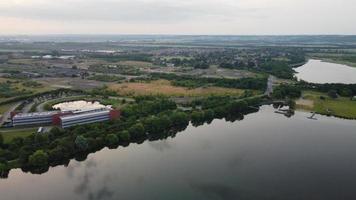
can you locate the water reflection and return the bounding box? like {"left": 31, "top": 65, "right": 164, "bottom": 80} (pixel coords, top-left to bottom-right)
{"left": 148, "top": 140, "right": 173, "bottom": 152}
{"left": 67, "top": 158, "right": 116, "bottom": 200}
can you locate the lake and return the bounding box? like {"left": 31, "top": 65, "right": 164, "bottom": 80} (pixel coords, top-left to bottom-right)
{"left": 1, "top": 105, "right": 356, "bottom": 200}
{"left": 294, "top": 59, "right": 356, "bottom": 84}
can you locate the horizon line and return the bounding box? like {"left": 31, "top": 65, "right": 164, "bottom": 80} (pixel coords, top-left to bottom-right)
{"left": 1, "top": 34, "right": 356, "bottom": 37}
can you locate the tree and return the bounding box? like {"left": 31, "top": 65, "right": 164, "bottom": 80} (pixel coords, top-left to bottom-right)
{"left": 29, "top": 150, "right": 49, "bottom": 167}
{"left": 170, "top": 112, "right": 189, "bottom": 127}
{"left": 287, "top": 99, "right": 296, "bottom": 110}
{"left": 339, "top": 88, "right": 352, "bottom": 97}
{"left": 227, "top": 100, "right": 248, "bottom": 114}
{"left": 0, "top": 163, "right": 6, "bottom": 171}
{"left": 105, "top": 134, "right": 119, "bottom": 146}
{"left": 328, "top": 90, "right": 338, "bottom": 99}
{"left": 18, "top": 145, "right": 33, "bottom": 164}
{"left": 48, "top": 146, "right": 65, "bottom": 162}
{"left": 75, "top": 135, "right": 88, "bottom": 151}
{"left": 50, "top": 127, "right": 64, "bottom": 137}
{"left": 129, "top": 123, "right": 145, "bottom": 138}
{"left": 0, "top": 134, "right": 3, "bottom": 147}
{"left": 144, "top": 115, "right": 172, "bottom": 134}
{"left": 191, "top": 111, "right": 205, "bottom": 126}
{"left": 204, "top": 109, "right": 215, "bottom": 123}
{"left": 73, "top": 126, "right": 87, "bottom": 135}
{"left": 272, "top": 84, "right": 301, "bottom": 99}
{"left": 118, "top": 130, "right": 130, "bottom": 142}
{"left": 9, "top": 137, "right": 24, "bottom": 151}
{"left": 34, "top": 134, "right": 49, "bottom": 146}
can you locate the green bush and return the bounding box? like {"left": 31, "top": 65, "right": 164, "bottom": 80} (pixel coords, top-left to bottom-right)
{"left": 75, "top": 136, "right": 89, "bottom": 151}
{"left": 105, "top": 134, "right": 119, "bottom": 146}
{"left": 128, "top": 123, "right": 145, "bottom": 138}
{"left": 118, "top": 130, "right": 130, "bottom": 142}
{"left": 29, "top": 150, "right": 49, "bottom": 167}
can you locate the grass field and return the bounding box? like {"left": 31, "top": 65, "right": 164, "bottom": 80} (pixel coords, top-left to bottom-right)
{"left": 118, "top": 61, "right": 154, "bottom": 68}
{"left": 308, "top": 53, "right": 356, "bottom": 68}
{"left": 0, "top": 103, "right": 14, "bottom": 115}
{"left": 296, "top": 91, "right": 356, "bottom": 119}
{"left": 0, "top": 128, "right": 36, "bottom": 144}
{"left": 0, "top": 78, "right": 54, "bottom": 96}
{"left": 108, "top": 80, "right": 246, "bottom": 97}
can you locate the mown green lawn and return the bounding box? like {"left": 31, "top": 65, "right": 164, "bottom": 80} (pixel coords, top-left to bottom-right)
{"left": 0, "top": 128, "right": 36, "bottom": 144}
{"left": 298, "top": 91, "right": 356, "bottom": 119}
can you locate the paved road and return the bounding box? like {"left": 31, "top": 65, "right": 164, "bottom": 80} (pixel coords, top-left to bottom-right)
{"left": 0, "top": 101, "right": 23, "bottom": 125}
{"left": 22, "top": 101, "right": 36, "bottom": 113}
{"left": 265, "top": 75, "right": 276, "bottom": 97}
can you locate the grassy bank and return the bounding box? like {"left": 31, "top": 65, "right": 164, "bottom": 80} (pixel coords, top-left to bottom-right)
{"left": 296, "top": 91, "right": 356, "bottom": 119}
{"left": 0, "top": 128, "right": 37, "bottom": 144}
{"left": 308, "top": 53, "right": 356, "bottom": 68}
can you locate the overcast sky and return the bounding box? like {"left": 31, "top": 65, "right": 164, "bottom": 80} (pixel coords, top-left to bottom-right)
{"left": 0, "top": 0, "right": 355, "bottom": 35}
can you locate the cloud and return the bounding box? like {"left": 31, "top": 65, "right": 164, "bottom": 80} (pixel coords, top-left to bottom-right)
{"left": 0, "top": 0, "right": 259, "bottom": 23}
{"left": 0, "top": 0, "right": 355, "bottom": 34}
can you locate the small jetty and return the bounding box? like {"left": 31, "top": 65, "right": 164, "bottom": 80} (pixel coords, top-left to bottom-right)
{"left": 248, "top": 106, "right": 259, "bottom": 110}
{"left": 307, "top": 112, "right": 317, "bottom": 120}
{"left": 274, "top": 107, "right": 294, "bottom": 117}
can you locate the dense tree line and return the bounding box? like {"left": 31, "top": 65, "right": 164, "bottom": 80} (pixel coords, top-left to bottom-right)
{"left": 219, "top": 60, "right": 296, "bottom": 79}
{"left": 89, "top": 54, "right": 152, "bottom": 62}
{"left": 298, "top": 82, "right": 356, "bottom": 97}
{"left": 259, "top": 61, "right": 296, "bottom": 79}
{"left": 272, "top": 84, "right": 302, "bottom": 99}
{"left": 161, "top": 57, "right": 210, "bottom": 69}
{"left": 271, "top": 81, "right": 356, "bottom": 101}
{"left": 134, "top": 73, "right": 267, "bottom": 90}
{"left": 218, "top": 49, "right": 306, "bottom": 79}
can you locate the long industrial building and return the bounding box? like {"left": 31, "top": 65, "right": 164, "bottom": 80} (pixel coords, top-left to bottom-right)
{"left": 12, "top": 111, "right": 60, "bottom": 127}
{"left": 60, "top": 108, "right": 111, "bottom": 128}
{"left": 11, "top": 108, "right": 120, "bottom": 128}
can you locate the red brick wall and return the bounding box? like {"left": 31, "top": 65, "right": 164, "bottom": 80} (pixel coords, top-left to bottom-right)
{"left": 109, "top": 110, "right": 121, "bottom": 120}
{"left": 10, "top": 111, "right": 19, "bottom": 119}
{"left": 52, "top": 112, "right": 73, "bottom": 125}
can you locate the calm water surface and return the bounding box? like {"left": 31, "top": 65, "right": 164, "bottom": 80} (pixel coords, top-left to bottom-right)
{"left": 1, "top": 106, "right": 356, "bottom": 200}
{"left": 294, "top": 59, "right": 356, "bottom": 84}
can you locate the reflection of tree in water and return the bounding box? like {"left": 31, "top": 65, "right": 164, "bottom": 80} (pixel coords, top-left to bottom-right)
{"left": 148, "top": 140, "right": 173, "bottom": 152}
{"left": 69, "top": 158, "right": 116, "bottom": 200}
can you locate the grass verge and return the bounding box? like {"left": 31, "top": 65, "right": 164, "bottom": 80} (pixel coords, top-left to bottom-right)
{"left": 296, "top": 91, "right": 356, "bottom": 119}
{"left": 0, "top": 128, "right": 37, "bottom": 144}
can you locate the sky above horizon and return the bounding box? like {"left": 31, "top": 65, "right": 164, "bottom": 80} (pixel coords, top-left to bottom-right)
{"left": 0, "top": 0, "right": 355, "bottom": 35}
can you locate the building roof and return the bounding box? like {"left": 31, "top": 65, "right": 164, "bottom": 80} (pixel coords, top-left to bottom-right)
{"left": 60, "top": 109, "right": 110, "bottom": 121}
{"left": 13, "top": 111, "right": 60, "bottom": 119}
{"left": 71, "top": 107, "right": 111, "bottom": 114}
